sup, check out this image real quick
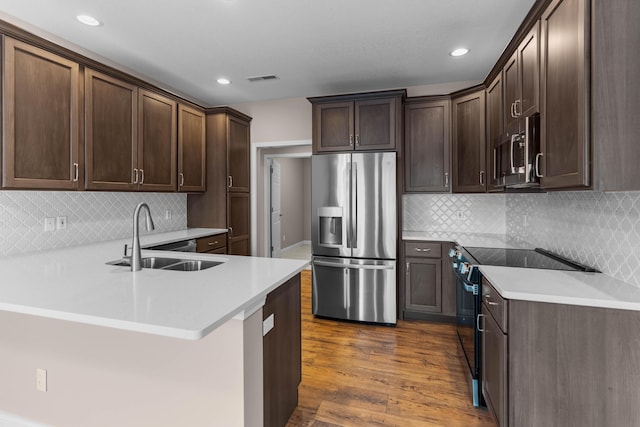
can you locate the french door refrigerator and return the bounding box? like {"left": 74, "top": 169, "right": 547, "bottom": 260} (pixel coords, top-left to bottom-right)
{"left": 311, "top": 152, "right": 397, "bottom": 325}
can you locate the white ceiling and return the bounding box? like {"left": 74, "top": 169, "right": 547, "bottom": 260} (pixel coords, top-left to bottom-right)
{"left": 0, "top": 0, "right": 536, "bottom": 107}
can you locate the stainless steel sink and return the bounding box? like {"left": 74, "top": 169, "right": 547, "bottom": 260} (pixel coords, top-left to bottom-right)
{"left": 106, "top": 257, "right": 222, "bottom": 271}
{"left": 162, "top": 260, "right": 223, "bottom": 271}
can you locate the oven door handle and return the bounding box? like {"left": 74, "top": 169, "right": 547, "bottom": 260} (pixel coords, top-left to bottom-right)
{"left": 477, "top": 314, "right": 485, "bottom": 332}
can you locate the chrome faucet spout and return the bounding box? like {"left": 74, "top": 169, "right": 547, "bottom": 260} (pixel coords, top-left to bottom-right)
{"left": 131, "top": 202, "right": 155, "bottom": 271}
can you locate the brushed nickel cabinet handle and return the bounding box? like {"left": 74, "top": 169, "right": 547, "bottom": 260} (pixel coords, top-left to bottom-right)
{"left": 208, "top": 241, "right": 219, "bottom": 246}
{"left": 179, "top": 173, "right": 185, "bottom": 187}
{"left": 349, "top": 135, "right": 353, "bottom": 146}
{"left": 228, "top": 175, "right": 233, "bottom": 188}
{"left": 477, "top": 314, "right": 485, "bottom": 332}
{"left": 444, "top": 172, "right": 449, "bottom": 187}
{"left": 355, "top": 135, "right": 360, "bottom": 146}
{"left": 229, "top": 227, "right": 233, "bottom": 236}
{"left": 140, "top": 169, "right": 145, "bottom": 185}
{"left": 415, "top": 248, "right": 431, "bottom": 252}
{"left": 73, "top": 163, "right": 79, "bottom": 182}
{"left": 535, "top": 153, "right": 544, "bottom": 178}
{"left": 515, "top": 99, "right": 522, "bottom": 116}
{"left": 133, "top": 168, "right": 139, "bottom": 184}
{"left": 480, "top": 171, "right": 485, "bottom": 186}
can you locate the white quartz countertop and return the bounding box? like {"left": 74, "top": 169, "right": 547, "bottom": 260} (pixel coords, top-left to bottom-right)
{"left": 0, "top": 229, "right": 307, "bottom": 340}
{"left": 479, "top": 265, "right": 640, "bottom": 311}
{"left": 402, "top": 231, "right": 532, "bottom": 249}
{"left": 139, "top": 227, "right": 228, "bottom": 248}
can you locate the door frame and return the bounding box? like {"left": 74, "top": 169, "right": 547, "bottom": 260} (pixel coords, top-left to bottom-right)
{"left": 250, "top": 140, "right": 311, "bottom": 257}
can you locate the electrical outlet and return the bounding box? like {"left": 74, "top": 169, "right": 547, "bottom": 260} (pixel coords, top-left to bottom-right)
{"left": 165, "top": 210, "right": 172, "bottom": 220}
{"left": 56, "top": 216, "right": 67, "bottom": 230}
{"left": 36, "top": 368, "right": 47, "bottom": 392}
{"left": 44, "top": 217, "right": 55, "bottom": 232}
{"left": 456, "top": 211, "right": 464, "bottom": 219}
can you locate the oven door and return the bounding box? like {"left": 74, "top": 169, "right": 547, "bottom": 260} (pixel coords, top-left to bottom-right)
{"left": 454, "top": 268, "right": 483, "bottom": 407}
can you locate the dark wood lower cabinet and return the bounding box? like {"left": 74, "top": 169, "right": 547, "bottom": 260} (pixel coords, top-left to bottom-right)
{"left": 482, "top": 277, "right": 640, "bottom": 426}
{"left": 195, "top": 233, "right": 227, "bottom": 254}
{"left": 401, "top": 240, "right": 456, "bottom": 321}
{"left": 263, "top": 274, "right": 301, "bottom": 427}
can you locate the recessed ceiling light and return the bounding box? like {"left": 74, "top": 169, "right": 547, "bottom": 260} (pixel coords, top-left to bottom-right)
{"left": 217, "top": 78, "right": 231, "bottom": 85}
{"left": 76, "top": 15, "right": 102, "bottom": 27}
{"left": 450, "top": 48, "right": 469, "bottom": 57}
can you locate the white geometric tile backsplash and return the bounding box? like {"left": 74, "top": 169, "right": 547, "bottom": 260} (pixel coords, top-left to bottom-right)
{"left": 507, "top": 191, "right": 640, "bottom": 288}
{"left": 0, "top": 191, "right": 186, "bottom": 256}
{"left": 403, "top": 194, "right": 506, "bottom": 234}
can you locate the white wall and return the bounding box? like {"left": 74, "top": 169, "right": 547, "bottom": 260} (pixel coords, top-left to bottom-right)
{"left": 278, "top": 158, "right": 307, "bottom": 248}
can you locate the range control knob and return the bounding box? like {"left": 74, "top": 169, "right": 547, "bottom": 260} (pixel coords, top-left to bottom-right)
{"left": 459, "top": 262, "right": 471, "bottom": 275}
{"left": 448, "top": 248, "right": 461, "bottom": 259}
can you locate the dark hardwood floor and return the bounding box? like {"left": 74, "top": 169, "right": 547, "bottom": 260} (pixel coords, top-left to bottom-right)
{"left": 286, "top": 270, "right": 496, "bottom": 427}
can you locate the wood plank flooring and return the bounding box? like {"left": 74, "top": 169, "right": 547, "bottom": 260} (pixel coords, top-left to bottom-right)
{"left": 286, "top": 270, "right": 496, "bottom": 427}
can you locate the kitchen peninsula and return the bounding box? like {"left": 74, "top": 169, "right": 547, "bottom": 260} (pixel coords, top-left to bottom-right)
{"left": 0, "top": 229, "right": 307, "bottom": 427}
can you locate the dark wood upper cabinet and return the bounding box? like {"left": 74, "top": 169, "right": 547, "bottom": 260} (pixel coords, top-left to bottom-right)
{"left": 2, "top": 37, "right": 81, "bottom": 190}
{"left": 404, "top": 97, "right": 451, "bottom": 193}
{"left": 540, "top": 0, "right": 589, "bottom": 190}
{"left": 452, "top": 90, "right": 486, "bottom": 193}
{"left": 309, "top": 90, "right": 405, "bottom": 154}
{"left": 486, "top": 75, "right": 504, "bottom": 192}
{"left": 503, "top": 23, "right": 539, "bottom": 138}
{"left": 85, "top": 69, "right": 138, "bottom": 191}
{"left": 228, "top": 114, "right": 250, "bottom": 193}
{"left": 137, "top": 90, "right": 177, "bottom": 192}
{"left": 178, "top": 104, "right": 206, "bottom": 192}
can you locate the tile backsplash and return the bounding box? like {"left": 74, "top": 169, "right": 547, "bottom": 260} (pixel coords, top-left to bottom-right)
{"left": 403, "top": 194, "right": 506, "bottom": 234}
{"left": 0, "top": 191, "right": 186, "bottom": 256}
{"left": 507, "top": 192, "right": 640, "bottom": 288}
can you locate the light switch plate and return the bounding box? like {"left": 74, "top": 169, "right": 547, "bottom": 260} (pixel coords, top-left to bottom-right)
{"left": 262, "top": 314, "right": 274, "bottom": 336}
{"left": 56, "top": 216, "right": 67, "bottom": 230}
{"left": 44, "top": 217, "right": 55, "bottom": 232}
{"left": 36, "top": 368, "right": 47, "bottom": 392}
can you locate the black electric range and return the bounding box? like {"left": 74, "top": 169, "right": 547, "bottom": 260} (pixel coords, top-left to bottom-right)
{"left": 449, "top": 246, "right": 597, "bottom": 407}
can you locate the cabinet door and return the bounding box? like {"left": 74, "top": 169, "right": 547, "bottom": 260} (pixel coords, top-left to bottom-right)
{"left": 540, "top": 0, "right": 589, "bottom": 189}
{"left": 2, "top": 37, "right": 80, "bottom": 189}
{"left": 486, "top": 76, "right": 504, "bottom": 192}
{"left": 313, "top": 101, "right": 354, "bottom": 153}
{"left": 404, "top": 99, "right": 451, "bottom": 192}
{"left": 502, "top": 52, "right": 519, "bottom": 137}
{"left": 85, "top": 69, "right": 138, "bottom": 190}
{"left": 138, "top": 90, "right": 177, "bottom": 192}
{"left": 227, "top": 114, "right": 250, "bottom": 192}
{"left": 519, "top": 22, "right": 540, "bottom": 119}
{"left": 228, "top": 192, "right": 250, "bottom": 255}
{"left": 263, "top": 274, "right": 301, "bottom": 427}
{"left": 452, "top": 91, "right": 486, "bottom": 193}
{"left": 178, "top": 104, "right": 206, "bottom": 192}
{"left": 482, "top": 307, "right": 508, "bottom": 427}
{"left": 355, "top": 97, "right": 397, "bottom": 151}
{"left": 405, "top": 257, "right": 442, "bottom": 313}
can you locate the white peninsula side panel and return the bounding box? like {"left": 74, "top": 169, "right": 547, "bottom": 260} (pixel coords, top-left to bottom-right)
{"left": 0, "top": 310, "right": 263, "bottom": 427}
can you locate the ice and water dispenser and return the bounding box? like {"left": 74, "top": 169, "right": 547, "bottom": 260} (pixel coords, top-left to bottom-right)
{"left": 317, "top": 207, "right": 343, "bottom": 247}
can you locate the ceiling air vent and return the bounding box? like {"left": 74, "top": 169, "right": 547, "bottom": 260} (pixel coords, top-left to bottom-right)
{"left": 246, "top": 74, "right": 279, "bottom": 83}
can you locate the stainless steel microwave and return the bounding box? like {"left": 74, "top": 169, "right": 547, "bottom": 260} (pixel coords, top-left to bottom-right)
{"left": 494, "top": 113, "right": 541, "bottom": 188}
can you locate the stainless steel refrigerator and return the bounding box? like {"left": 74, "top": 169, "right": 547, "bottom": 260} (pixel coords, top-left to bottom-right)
{"left": 311, "top": 152, "right": 397, "bottom": 325}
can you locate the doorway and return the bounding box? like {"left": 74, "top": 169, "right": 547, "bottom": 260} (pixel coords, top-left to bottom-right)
{"left": 265, "top": 155, "right": 311, "bottom": 264}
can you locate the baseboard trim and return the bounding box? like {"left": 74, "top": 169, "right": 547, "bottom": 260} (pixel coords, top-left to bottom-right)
{"left": 280, "top": 240, "right": 311, "bottom": 252}
{"left": 0, "top": 411, "right": 51, "bottom": 427}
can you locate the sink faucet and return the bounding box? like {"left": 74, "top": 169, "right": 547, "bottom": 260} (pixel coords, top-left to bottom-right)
{"left": 131, "top": 202, "right": 155, "bottom": 271}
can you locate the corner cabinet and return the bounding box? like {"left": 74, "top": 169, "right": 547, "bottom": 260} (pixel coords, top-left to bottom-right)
{"left": 452, "top": 89, "right": 486, "bottom": 193}
{"left": 404, "top": 97, "right": 451, "bottom": 193}
{"left": 187, "top": 108, "right": 252, "bottom": 256}
{"left": 263, "top": 274, "right": 301, "bottom": 427}
{"left": 309, "top": 90, "right": 405, "bottom": 154}
{"left": 2, "top": 37, "right": 81, "bottom": 190}
{"left": 177, "top": 104, "right": 206, "bottom": 192}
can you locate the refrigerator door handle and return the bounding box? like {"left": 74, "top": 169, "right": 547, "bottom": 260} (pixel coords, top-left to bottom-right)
{"left": 350, "top": 161, "right": 358, "bottom": 249}
{"left": 313, "top": 259, "right": 395, "bottom": 270}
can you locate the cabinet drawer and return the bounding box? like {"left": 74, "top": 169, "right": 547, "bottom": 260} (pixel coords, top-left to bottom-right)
{"left": 196, "top": 233, "right": 227, "bottom": 253}
{"left": 482, "top": 277, "right": 508, "bottom": 332}
{"left": 404, "top": 242, "right": 441, "bottom": 258}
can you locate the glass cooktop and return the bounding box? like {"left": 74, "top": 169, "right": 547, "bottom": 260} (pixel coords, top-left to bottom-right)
{"left": 463, "top": 247, "right": 595, "bottom": 272}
